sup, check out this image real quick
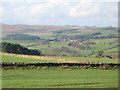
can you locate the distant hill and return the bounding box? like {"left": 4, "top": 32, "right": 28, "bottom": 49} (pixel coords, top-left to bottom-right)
{"left": 1, "top": 24, "right": 117, "bottom": 38}
{"left": 2, "top": 34, "right": 41, "bottom": 40}
{"left": 1, "top": 24, "right": 117, "bottom": 33}
{"left": 1, "top": 24, "right": 79, "bottom": 33}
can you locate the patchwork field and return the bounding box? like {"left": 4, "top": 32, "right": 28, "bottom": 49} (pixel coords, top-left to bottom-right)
{"left": 2, "top": 39, "right": 119, "bottom": 57}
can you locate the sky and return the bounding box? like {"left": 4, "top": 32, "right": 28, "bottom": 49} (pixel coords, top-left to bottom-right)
{"left": 0, "top": 0, "right": 119, "bottom": 26}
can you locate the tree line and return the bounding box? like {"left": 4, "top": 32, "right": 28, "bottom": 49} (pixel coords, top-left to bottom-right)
{"left": 0, "top": 42, "right": 42, "bottom": 56}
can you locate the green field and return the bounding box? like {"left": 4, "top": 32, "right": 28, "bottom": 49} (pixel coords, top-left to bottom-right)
{"left": 2, "top": 54, "right": 118, "bottom": 63}
{"left": 2, "top": 55, "right": 57, "bottom": 63}
{"left": 2, "top": 69, "right": 118, "bottom": 88}
{"left": 55, "top": 56, "right": 118, "bottom": 63}
{"left": 104, "top": 47, "right": 119, "bottom": 53}
{"left": 87, "top": 38, "right": 117, "bottom": 43}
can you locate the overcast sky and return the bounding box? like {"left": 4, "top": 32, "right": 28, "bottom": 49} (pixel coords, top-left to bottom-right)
{"left": 0, "top": 0, "right": 119, "bottom": 26}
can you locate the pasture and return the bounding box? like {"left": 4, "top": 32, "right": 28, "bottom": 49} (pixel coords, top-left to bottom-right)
{"left": 1, "top": 53, "right": 118, "bottom": 63}
{"left": 2, "top": 54, "right": 57, "bottom": 63}
{"left": 57, "top": 56, "right": 118, "bottom": 63}
{"left": 2, "top": 68, "right": 118, "bottom": 88}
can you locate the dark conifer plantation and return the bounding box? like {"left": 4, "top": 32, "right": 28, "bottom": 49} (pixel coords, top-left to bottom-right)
{"left": 0, "top": 42, "right": 41, "bottom": 56}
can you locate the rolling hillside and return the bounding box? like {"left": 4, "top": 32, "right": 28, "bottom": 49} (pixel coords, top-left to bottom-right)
{"left": 1, "top": 24, "right": 119, "bottom": 58}
{"left": 1, "top": 24, "right": 79, "bottom": 33}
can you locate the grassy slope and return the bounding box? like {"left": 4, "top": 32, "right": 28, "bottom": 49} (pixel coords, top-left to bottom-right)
{"left": 90, "top": 42, "right": 118, "bottom": 51}
{"left": 30, "top": 42, "right": 118, "bottom": 56}
{"left": 3, "top": 69, "right": 118, "bottom": 88}
{"left": 1, "top": 53, "right": 118, "bottom": 63}
{"left": 55, "top": 56, "right": 118, "bottom": 63}
{"left": 2, "top": 55, "right": 57, "bottom": 63}
{"left": 104, "top": 47, "right": 119, "bottom": 53}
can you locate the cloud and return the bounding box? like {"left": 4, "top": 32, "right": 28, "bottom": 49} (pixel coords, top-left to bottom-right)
{"left": 0, "top": 0, "right": 119, "bottom": 3}
{"left": 0, "top": 6, "right": 4, "bottom": 23}
{"left": 0, "top": 7, "right": 3, "bottom": 17}
{"left": 68, "top": 1, "right": 101, "bottom": 18}
{"left": 1, "top": 0, "right": 118, "bottom": 26}
{"left": 7, "top": 1, "right": 70, "bottom": 19}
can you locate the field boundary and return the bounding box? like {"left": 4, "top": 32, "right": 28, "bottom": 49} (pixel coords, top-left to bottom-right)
{"left": 1, "top": 62, "right": 120, "bottom": 69}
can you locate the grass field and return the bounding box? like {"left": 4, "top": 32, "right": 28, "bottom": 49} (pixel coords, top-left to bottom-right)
{"left": 2, "top": 55, "right": 57, "bottom": 63}
{"left": 56, "top": 56, "right": 118, "bottom": 63}
{"left": 83, "top": 38, "right": 117, "bottom": 43}
{"left": 2, "top": 69, "right": 118, "bottom": 88}
{"left": 104, "top": 47, "right": 119, "bottom": 53}
{"left": 1, "top": 53, "right": 118, "bottom": 63}
{"left": 1, "top": 52, "right": 118, "bottom": 63}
